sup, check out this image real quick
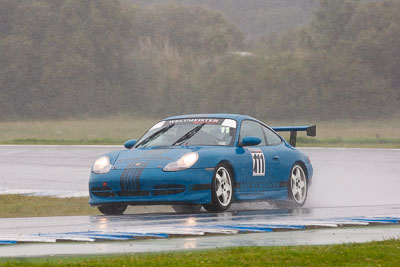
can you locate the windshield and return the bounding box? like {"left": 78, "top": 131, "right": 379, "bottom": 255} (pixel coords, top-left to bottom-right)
{"left": 136, "top": 118, "right": 237, "bottom": 147}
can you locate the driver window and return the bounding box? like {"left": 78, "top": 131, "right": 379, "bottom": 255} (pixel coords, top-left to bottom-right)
{"left": 239, "top": 120, "right": 266, "bottom": 146}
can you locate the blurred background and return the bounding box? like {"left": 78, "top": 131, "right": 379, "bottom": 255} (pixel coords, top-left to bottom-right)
{"left": 0, "top": 0, "right": 399, "bottom": 147}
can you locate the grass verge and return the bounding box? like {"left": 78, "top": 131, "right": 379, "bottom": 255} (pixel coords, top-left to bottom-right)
{"left": 296, "top": 137, "right": 400, "bottom": 148}
{"left": 0, "top": 115, "right": 399, "bottom": 148}
{"left": 0, "top": 138, "right": 124, "bottom": 146}
{"left": 0, "top": 195, "right": 99, "bottom": 218}
{"left": 0, "top": 195, "right": 172, "bottom": 218}
{"left": 1, "top": 239, "right": 400, "bottom": 266}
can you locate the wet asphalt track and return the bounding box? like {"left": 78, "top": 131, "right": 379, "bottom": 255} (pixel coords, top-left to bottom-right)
{"left": 0, "top": 146, "right": 399, "bottom": 257}
{"left": 1, "top": 205, "right": 400, "bottom": 257}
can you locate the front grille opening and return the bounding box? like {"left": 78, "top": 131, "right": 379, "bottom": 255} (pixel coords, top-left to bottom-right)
{"left": 153, "top": 184, "right": 185, "bottom": 189}
{"left": 118, "top": 191, "right": 149, "bottom": 197}
{"left": 91, "top": 187, "right": 115, "bottom": 197}
{"left": 152, "top": 184, "right": 185, "bottom": 196}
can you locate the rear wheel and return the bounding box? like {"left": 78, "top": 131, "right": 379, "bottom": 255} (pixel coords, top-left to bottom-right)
{"left": 171, "top": 204, "right": 202, "bottom": 213}
{"left": 203, "top": 164, "right": 233, "bottom": 212}
{"left": 97, "top": 204, "right": 127, "bottom": 215}
{"left": 273, "top": 164, "right": 308, "bottom": 209}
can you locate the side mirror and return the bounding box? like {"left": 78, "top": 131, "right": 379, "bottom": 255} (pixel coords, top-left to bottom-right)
{"left": 123, "top": 139, "right": 137, "bottom": 149}
{"left": 241, "top": 136, "right": 262, "bottom": 146}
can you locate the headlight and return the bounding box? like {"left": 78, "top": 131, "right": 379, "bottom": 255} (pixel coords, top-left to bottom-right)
{"left": 92, "top": 156, "right": 112, "bottom": 174}
{"left": 163, "top": 152, "right": 199, "bottom": 172}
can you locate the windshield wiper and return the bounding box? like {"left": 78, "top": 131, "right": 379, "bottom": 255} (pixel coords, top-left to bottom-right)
{"left": 172, "top": 123, "right": 206, "bottom": 146}
{"left": 136, "top": 124, "right": 175, "bottom": 147}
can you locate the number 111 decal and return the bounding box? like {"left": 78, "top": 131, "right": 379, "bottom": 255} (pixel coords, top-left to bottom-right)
{"left": 249, "top": 148, "right": 265, "bottom": 176}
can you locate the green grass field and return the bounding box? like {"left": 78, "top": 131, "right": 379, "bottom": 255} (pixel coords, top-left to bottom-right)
{"left": 1, "top": 239, "right": 400, "bottom": 266}
{"left": 0, "top": 195, "right": 98, "bottom": 218}
{"left": 0, "top": 195, "right": 173, "bottom": 218}
{"left": 0, "top": 115, "right": 399, "bottom": 147}
{"left": 0, "top": 115, "right": 156, "bottom": 146}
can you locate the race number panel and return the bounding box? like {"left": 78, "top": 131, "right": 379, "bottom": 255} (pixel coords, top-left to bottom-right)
{"left": 249, "top": 148, "right": 265, "bottom": 176}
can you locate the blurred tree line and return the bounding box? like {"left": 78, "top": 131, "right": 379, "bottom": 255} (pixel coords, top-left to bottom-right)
{"left": 130, "top": 0, "right": 318, "bottom": 40}
{"left": 0, "top": 0, "right": 398, "bottom": 120}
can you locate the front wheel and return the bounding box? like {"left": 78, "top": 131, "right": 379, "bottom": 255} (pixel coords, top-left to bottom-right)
{"left": 203, "top": 164, "right": 233, "bottom": 212}
{"left": 97, "top": 204, "right": 127, "bottom": 215}
{"left": 273, "top": 164, "right": 308, "bottom": 209}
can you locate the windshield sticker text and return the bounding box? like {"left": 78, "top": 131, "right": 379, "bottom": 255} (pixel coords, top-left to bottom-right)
{"left": 167, "top": 118, "right": 220, "bottom": 125}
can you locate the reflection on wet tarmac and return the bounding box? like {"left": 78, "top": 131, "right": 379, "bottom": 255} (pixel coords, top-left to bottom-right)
{"left": 97, "top": 217, "right": 108, "bottom": 230}
{"left": 184, "top": 217, "right": 197, "bottom": 227}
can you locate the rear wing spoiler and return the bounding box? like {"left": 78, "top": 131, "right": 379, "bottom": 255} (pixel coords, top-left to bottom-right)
{"left": 272, "top": 125, "right": 316, "bottom": 147}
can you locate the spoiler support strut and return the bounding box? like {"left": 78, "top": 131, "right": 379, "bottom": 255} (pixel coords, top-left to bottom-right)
{"left": 289, "top": 131, "right": 297, "bottom": 147}
{"left": 272, "top": 125, "right": 316, "bottom": 147}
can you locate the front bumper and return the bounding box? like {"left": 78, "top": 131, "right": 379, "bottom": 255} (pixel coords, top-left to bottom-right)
{"left": 89, "top": 167, "right": 213, "bottom": 206}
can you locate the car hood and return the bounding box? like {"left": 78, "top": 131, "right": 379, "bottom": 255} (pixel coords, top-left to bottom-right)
{"left": 112, "top": 147, "right": 199, "bottom": 170}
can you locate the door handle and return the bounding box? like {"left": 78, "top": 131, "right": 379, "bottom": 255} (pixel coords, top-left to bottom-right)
{"left": 273, "top": 155, "right": 280, "bottom": 160}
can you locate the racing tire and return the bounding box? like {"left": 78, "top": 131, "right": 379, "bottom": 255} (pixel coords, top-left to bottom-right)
{"left": 171, "top": 204, "right": 202, "bottom": 213}
{"left": 97, "top": 204, "right": 127, "bottom": 215}
{"left": 272, "top": 164, "right": 308, "bottom": 209}
{"left": 203, "top": 164, "right": 233, "bottom": 212}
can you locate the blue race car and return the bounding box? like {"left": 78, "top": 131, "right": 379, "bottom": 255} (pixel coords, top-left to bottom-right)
{"left": 89, "top": 114, "right": 316, "bottom": 215}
